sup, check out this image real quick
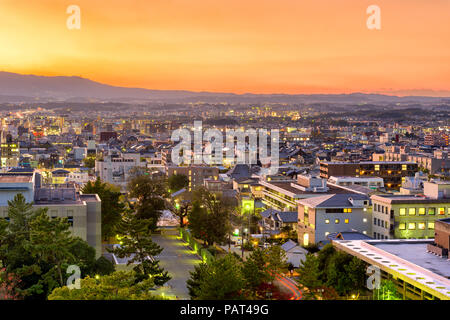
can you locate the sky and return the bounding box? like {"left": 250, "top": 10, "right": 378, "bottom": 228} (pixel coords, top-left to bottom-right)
{"left": 0, "top": 0, "right": 449, "bottom": 95}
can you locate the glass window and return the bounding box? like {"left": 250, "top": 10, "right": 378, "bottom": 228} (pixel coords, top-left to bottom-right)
{"left": 418, "top": 208, "right": 425, "bottom": 215}
{"left": 418, "top": 223, "right": 425, "bottom": 230}
{"left": 344, "top": 219, "right": 349, "bottom": 224}
{"left": 408, "top": 223, "right": 416, "bottom": 230}
{"left": 399, "top": 208, "right": 406, "bottom": 216}
{"left": 325, "top": 219, "right": 330, "bottom": 224}
{"left": 428, "top": 222, "right": 435, "bottom": 229}
{"left": 408, "top": 208, "right": 416, "bottom": 216}
{"left": 438, "top": 208, "right": 445, "bottom": 215}
{"left": 399, "top": 223, "right": 406, "bottom": 230}
{"left": 335, "top": 219, "right": 340, "bottom": 224}
{"left": 428, "top": 208, "right": 435, "bottom": 215}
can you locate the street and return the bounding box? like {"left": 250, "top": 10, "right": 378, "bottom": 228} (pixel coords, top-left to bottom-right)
{"left": 152, "top": 229, "right": 202, "bottom": 300}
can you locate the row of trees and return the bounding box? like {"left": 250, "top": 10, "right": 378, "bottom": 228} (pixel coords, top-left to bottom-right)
{"left": 187, "top": 246, "right": 288, "bottom": 300}
{"left": 296, "top": 244, "right": 367, "bottom": 299}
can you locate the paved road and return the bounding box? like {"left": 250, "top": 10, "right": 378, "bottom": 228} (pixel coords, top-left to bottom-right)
{"left": 152, "top": 230, "right": 202, "bottom": 300}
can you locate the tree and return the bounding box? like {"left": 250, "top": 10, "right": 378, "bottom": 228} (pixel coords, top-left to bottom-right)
{"left": 265, "top": 245, "right": 287, "bottom": 275}
{"left": 168, "top": 174, "right": 189, "bottom": 193}
{"left": 374, "top": 280, "right": 402, "bottom": 300}
{"left": 81, "top": 178, "right": 125, "bottom": 240}
{"left": 186, "top": 263, "right": 209, "bottom": 299}
{"left": 189, "top": 254, "right": 244, "bottom": 300}
{"left": 0, "top": 194, "right": 107, "bottom": 300}
{"left": 109, "top": 212, "right": 170, "bottom": 286}
{"left": 82, "top": 156, "right": 96, "bottom": 168}
{"left": 48, "top": 271, "right": 166, "bottom": 300}
{"left": 187, "top": 188, "right": 230, "bottom": 247}
{"left": 242, "top": 248, "right": 272, "bottom": 295}
{"left": 297, "top": 253, "right": 323, "bottom": 296}
{"left": 127, "top": 174, "right": 168, "bottom": 232}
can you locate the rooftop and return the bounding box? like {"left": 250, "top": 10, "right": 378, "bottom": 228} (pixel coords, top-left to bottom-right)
{"left": 334, "top": 239, "right": 450, "bottom": 300}
{"left": 0, "top": 174, "right": 33, "bottom": 183}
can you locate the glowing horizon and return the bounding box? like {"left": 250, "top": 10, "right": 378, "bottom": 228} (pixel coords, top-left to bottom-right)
{"left": 0, "top": 0, "right": 449, "bottom": 96}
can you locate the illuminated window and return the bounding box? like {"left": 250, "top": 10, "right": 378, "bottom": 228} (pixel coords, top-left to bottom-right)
{"left": 399, "top": 208, "right": 406, "bottom": 216}
{"left": 335, "top": 219, "right": 340, "bottom": 224}
{"left": 428, "top": 208, "right": 435, "bottom": 215}
{"left": 325, "top": 232, "right": 330, "bottom": 236}
{"left": 325, "top": 219, "right": 330, "bottom": 224}
{"left": 402, "top": 164, "right": 407, "bottom": 171}
{"left": 374, "top": 165, "right": 380, "bottom": 171}
{"left": 438, "top": 208, "right": 445, "bottom": 215}
{"left": 343, "top": 208, "right": 352, "bottom": 213}
{"left": 363, "top": 218, "right": 367, "bottom": 223}
{"left": 408, "top": 223, "right": 416, "bottom": 230}
{"left": 418, "top": 223, "right": 425, "bottom": 230}
{"left": 344, "top": 219, "right": 349, "bottom": 224}
{"left": 399, "top": 223, "right": 406, "bottom": 230}
{"left": 418, "top": 208, "right": 425, "bottom": 215}
{"left": 408, "top": 208, "right": 416, "bottom": 216}
{"left": 428, "top": 222, "right": 435, "bottom": 229}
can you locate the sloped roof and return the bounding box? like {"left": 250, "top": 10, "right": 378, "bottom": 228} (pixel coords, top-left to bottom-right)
{"left": 297, "top": 193, "right": 368, "bottom": 208}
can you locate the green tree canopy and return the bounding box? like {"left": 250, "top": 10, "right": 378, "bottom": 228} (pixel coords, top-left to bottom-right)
{"left": 48, "top": 271, "right": 166, "bottom": 300}
{"left": 168, "top": 174, "right": 189, "bottom": 193}
{"left": 81, "top": 177, "right": 125, "bottom": 240}
{"left": 109, "top": 212, "right": 170, "bottom": 286}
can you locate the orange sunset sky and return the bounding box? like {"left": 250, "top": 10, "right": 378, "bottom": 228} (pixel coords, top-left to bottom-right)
{"left": 0, "top": 0, "right": 449, "bottom": 95}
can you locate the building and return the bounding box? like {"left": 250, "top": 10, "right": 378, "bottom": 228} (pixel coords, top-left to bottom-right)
{"left": 328, "top": 176, "right": 384, "bottom": 190}
{"left": 297, "top": 193, "right": 371, "bottom": 246}
{"left": 370, "top": 180, "right": 450, "bottom": 240}
{"left": 166, "top": 166, "right": 219, "bottom": 192}
{"left": 424, "top": 132, "right": 449, "bottom": 147}
{"left": 95, "top": 153, "right": 146, "bottom": 189}
{"left": 333, "top": 239, "right": 450, "bottom": 300}
{"left": 1, "top": 134, "right": 20, "bottom": 168}
{"left": 320, "top": 161, "right": 418, "bottom": 190}
{"left": 0, "top": 172, "right": 102, "bottom": 257}
{"left": 260, "top": 175, "right": 350, "bottom": 212}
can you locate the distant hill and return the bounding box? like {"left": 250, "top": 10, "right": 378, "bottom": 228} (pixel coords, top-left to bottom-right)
{"left": 0, "top": 71, "right": 449, "bottom": 104}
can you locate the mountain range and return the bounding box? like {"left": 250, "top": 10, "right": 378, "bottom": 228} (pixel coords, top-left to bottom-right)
{"left": 0, "top": 71, "right": 449, "bottom": 104}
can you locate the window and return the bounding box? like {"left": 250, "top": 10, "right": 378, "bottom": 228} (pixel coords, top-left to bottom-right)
{"left": 399, "top": 208, "right": 406, "bottom": 216}
{"left": 448, "top": 208, "right": 450, "bottom": 215}
{"left": 67, "top": 216, "right": 74, "bottom": 227}
{"left": 438, "top": 208, "right": 445, "bottom": 215}
{"left": 374, "top": 218, "right": 377, "bottom": 224}
{"left": 335, "top": 219, "right": 340, "bottom": 224}
{"left": 399, "top": 223, "right": 406, "bottom": 230}
{"left": 363, "top": 218, "right": 367, "bottom": 223}
{"left": 418, "top": 223, "right": 425, "bottom": 230}
{"left": 418, "top": 208, "right": 425, "bottom": 215}
{"left": 343, "top": 208, "right": 352, "bottom": 213}
{"left": 408, "top": 208, "right": 416, "bottom": 216}
{"left": 344, "top": 219, "right": 349, "bottom": 224}
{"left": 325, "top": 232, "right": 330, "bottom": 236}
{"left": 402, "top": 164, "right": 407, "bottom": 171}
{"left": 375, "top": 165, "right": 380, "bottom": 171}
{"left": 408, "top": 223, "right": 416, "bottom": 230}
{"left": 325, "top": 219, "right": 330, "bottom": 224}
{"left": 428, "top": 208, "right": 435, "bottom": 215}
{"left": 428, "top": 222, "right": 435, "bottom": 229}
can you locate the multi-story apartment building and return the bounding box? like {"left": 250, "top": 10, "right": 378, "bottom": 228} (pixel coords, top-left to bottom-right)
{"left": 95, "top": 152, "right": 146, "bottom": 189}
{"left": 297, "top": 193, "right": 371, "bottom": 246}
{"left": 320, "top": 161, "right": 418, "bottom": 190}
{"left": 0, "top": 171, "right": 102, "bottom": 257}
{"left": 1, "top": 134, "right": 20, "bottom": 168}
{"left": 370, "top": 180, "right": 450, "bottom": 240}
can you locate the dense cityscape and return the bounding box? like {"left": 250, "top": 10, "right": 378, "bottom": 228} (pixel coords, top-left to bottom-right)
{"left": 0, "top": 93, "right": 449, "bottom": 301}
{"left": 0, "top": 1, "right": 449, "bottom": 312}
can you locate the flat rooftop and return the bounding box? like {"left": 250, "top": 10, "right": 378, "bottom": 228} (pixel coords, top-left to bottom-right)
{"left": 0, "top": 174, "right": 33, "bottom": 183}
{"left": 334, "top": 239, "right": 450, "bottom": 299}
{"left": 371, "top": 194, "right": 450, "bottom": 204}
